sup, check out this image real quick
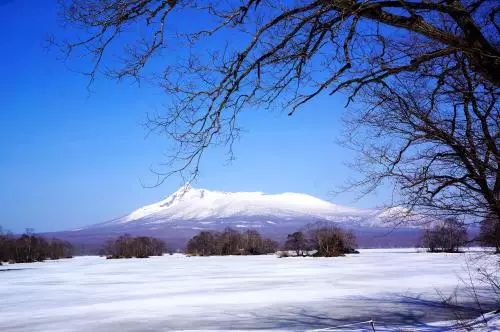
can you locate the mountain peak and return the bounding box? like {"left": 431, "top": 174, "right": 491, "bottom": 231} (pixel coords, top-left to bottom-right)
{"left": 170, "top": 183, "right": 194, "bottom": 196}
{"left": 72, "top": 185, "right": 424, "bottom": 249}
{"left": 83, "top": 186, "right": 427, "bottom": 234}
{"left": 109, "top": 186, "right": 372, "bottom": 226}
{"left": 165, "top": 185, "right": 219, "bottom": 203}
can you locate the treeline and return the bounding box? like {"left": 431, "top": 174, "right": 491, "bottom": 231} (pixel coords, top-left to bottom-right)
{"left": 283, "top": 223, "right": 358, "bottom": 257}
{"left": 479, "top": 214, "right": 500, "bottom": 253}
{"left": 420, "top": 218, "right": 467, "bottom": 253}
{"left": 420, "top": 216, "right": 500, "bottom": 253}
{"left": 186, "top": 223, "right": 357, "bottom": 257}
{"left": 187, "top": 228, "right": 278, "bottom": 256}
{"left": 0, "top": 231, "right": 73, "bottom": 264}
{"left": 100, "top": 234, "right": 166, "bottom": 259}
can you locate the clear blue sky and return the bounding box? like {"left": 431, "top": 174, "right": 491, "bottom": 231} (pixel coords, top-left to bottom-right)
{"left": 0, "top": 0, "right": 388, "bottom": 233}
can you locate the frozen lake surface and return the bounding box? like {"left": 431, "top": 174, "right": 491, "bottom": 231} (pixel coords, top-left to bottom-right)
{"left": 0, "top": 249, "right": 497, "bottom": 331}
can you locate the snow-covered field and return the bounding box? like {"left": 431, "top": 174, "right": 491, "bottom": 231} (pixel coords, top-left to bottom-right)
{"left": 0, "top": 249, "right": 498, "bottom": 331}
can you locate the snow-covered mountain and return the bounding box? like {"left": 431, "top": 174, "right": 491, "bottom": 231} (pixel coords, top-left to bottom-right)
{"left": 121, "top": 185, "right": 362, "bottom": 222}
{"left": 57, "top": 186, "right": 423, "bottom": 249}
{"left": 89, "top": 185, "right": 410, "bottom": 229}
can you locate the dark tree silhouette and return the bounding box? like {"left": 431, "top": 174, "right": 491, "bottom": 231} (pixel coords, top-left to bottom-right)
{"left": 186, "top": 231, "right": 217, "bottom": 256}
{"left": 186, "top": 228, "right": 277, "bottom": 256}
{"left": 305, "top": 222, "right": 358, "bottom": 257}
{"left": 284, "top": 231, "right": 309, "bottom": 256}
{"left": 0, "top": 228, "right": 73, "bottom": 263}
{"left": 282, "top": 223, "right": 357, "bottom": 257}
{"left": 421, "top": 218, "right": 468, "bottom": 252}
{"left": 101, "top": 234, "right": 166, "bottom": 259}
{"left": 479, "top": 214, "right": 500, "bottom": 253}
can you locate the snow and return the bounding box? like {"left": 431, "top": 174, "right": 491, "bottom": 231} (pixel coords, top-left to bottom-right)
{"left": 100, "top": 185, "right": 391, "bottom": 228}
{"left": 428, "top": 311, "right": 500, "bottom": 332}
{"left": 312, "top": 311, "right": 500, "bottom": 331}
{"left": 123, "top": 185, "right": 363, "bottom": 222}
{"left": 0, "top": 249, "right": 497, "bottom": 331}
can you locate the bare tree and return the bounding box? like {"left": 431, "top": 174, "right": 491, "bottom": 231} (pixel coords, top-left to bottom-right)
{"left": 304, "top": 222, "right": 358, "bottom": 256}
{"left": 421, "top": 218, "right": 468, "bottom": 252}
{"left": 57, "top": 1, "right": 499, "bottom": 238}
{"left": 284, "top": 231, "right": 309, "bottom": 256}
{"left": 343, "top": 56, "right": 498, "bottom": 223}
{"left": 57, "top": 0, "right": 499, "bottom": 183}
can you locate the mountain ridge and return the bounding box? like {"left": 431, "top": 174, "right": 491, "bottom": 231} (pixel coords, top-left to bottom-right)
{"left": 52, "top": 186, "right": 425, "bottom": 251}
{"left": 92, "top": 185, "right": 393, "bottom": 229}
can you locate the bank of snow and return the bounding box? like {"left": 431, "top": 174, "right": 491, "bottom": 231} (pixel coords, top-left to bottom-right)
{"left": 0, "top": 249, "right": 497, "bottom": 331}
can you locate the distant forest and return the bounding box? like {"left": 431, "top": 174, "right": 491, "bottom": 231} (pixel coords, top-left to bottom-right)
{"left": 100, "top": 235, "right": 166, "bottom": 259}
{"left": 2, "top": 215, "right": 497, "bottom": 264}
{"left": 186, "top": 223, "right": 357, "bottom": 257}
{"left": 0, "top": 229, "right": 73, "bottom": 264}
{"left": 186, "top": 228, "right": 278, "bottom": 256}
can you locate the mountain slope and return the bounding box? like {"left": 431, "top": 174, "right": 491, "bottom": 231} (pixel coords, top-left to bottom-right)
{"left": 55, "top": 186, "right": 424, "bottom": 250}
{"left": 103, "top": 185, "right": 372, "bottom": 226}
